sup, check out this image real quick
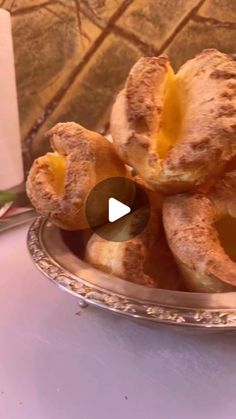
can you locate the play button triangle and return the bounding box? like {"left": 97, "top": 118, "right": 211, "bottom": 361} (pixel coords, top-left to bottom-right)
{"left": 108, "top": 197, "right": 131, "bottom": 223}
{"left": 85, "top": 177, "right": 150, "bottom": 242}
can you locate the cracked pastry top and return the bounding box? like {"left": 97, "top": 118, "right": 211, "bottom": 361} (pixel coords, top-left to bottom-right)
{"left": 26, "top": 122, "right": 127, "bottom": 230}
{"left": 110, "top": 49, "right": 236, "bottom": 193}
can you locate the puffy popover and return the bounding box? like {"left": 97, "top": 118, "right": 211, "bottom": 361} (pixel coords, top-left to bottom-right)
{"left": 163, "top": 170, "right": 236, "bottom": 292}
{"left": 110, "top": 49, "right": 236, "bottom": 193}
{"left": 85, "top": 209, "right": 158, "bottom": 287}
{"left": 26, "top": 122, "right": 127, "bottom": 230}
{"left": 85, "top": 208, "right": 182, "bottom": 290}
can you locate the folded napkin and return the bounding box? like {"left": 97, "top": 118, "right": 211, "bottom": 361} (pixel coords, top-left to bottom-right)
{"left": 0, "top": 9, "right": 23, "bottom": 190}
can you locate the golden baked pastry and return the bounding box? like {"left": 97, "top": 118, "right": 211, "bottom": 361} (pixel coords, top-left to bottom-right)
{"left": 163, "top": 170, "right": 236, "bottom": 292}
{"left": 26, "top": 122, "right": 127, "bottom": 230}
{"left": 110, "top": 49, "right": 236, "bottom": 193}
{"left": 85, "top": 209, "right": 182, "bottom": 289}
{"left": 85, "top": 209, "right": 158, "bottom": 287}
{"left": 133, "top": 175, "right": 163, "bottom": 209}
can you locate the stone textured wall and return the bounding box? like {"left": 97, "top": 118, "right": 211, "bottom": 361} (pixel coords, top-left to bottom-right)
{"left": 1, "top": 0, "right": 236, "bottom": 170}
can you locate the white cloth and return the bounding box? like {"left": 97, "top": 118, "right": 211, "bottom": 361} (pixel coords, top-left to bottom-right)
{"left": 0, "top": 9, "right": 23, "bottom": 189}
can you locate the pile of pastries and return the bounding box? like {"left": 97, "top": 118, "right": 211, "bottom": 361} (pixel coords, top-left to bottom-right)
{"left": 27, "top": 49, "right": 236, "bottom": 293}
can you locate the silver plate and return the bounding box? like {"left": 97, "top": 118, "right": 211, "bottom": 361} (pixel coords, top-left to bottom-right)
{"left": 27, "top": 217, "right": 236, "bottom": 331}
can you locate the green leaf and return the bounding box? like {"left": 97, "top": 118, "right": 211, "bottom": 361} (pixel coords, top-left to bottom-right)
{"left": 0, "top": 191, "right": 16, "bottom": 207}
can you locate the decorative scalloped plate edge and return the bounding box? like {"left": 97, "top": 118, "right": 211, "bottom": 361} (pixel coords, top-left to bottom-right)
{"left": 27, "top": 217, "right": 236, "bottom": 330}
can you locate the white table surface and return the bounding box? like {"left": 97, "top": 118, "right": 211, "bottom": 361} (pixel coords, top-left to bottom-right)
{"left": 1, "top": 223, "right": 236, "bottom": 419}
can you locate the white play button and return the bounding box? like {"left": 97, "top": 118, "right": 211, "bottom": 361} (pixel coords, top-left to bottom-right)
{"left": 85, "top": 177, "right": 150, "bottom": 241}
{"left": 108, "top": 197, "right": 131, "bottom": 223}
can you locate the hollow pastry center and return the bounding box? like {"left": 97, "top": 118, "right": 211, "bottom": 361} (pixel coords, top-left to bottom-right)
{"left": 156, "top": 67, "right": 182, "bottom": 159}
{"left": 47, "top": 153, "right": 66, "bottom": 193}
{"left": 215, "top": 215, "right": 236, "bottom": 262}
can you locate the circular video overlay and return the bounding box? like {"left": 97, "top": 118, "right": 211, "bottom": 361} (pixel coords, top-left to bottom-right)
{"left": 85, "top": 177, "right": 150, "bottom": 242}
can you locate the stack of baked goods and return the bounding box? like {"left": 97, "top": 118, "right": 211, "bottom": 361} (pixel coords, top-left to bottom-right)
{"left": 27, "top": 48, "right": 236, "bottom": 293}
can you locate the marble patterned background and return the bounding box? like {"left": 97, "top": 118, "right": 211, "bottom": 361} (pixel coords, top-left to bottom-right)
{"left": 1, "top": 0, "right": 236, "bottom": 172}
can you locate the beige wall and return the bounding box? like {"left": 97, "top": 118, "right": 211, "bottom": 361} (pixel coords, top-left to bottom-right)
{"left": 1, "top": 0, "right": 236, "bottom": 170}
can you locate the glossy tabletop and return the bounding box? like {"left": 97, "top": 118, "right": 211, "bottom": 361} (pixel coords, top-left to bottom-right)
{"left": 1, "top": 224, "right": 236, "bottom": 419}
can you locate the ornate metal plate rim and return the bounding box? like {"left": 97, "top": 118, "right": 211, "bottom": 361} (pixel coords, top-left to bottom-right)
{"left": 27, "top": 217, "right": 236, "bottom": 330}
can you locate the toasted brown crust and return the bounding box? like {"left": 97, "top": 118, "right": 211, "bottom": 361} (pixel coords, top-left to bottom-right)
{"left": 26, "top": 122, "right": 127, "bottom": 230}
{"left": 163, "top": 171, "right": 236, "bottom": 292}
{"left": 85, "top": 209, "right": 160, "bottom": 287}
{"left": 126, "top": 56, "right": 169, "bottom": 130}
{"left": 111, "top": 49, "right": 236, "bottom": 193}
{"left": 85, "top": 207, "right": 182, "bottom": 290}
